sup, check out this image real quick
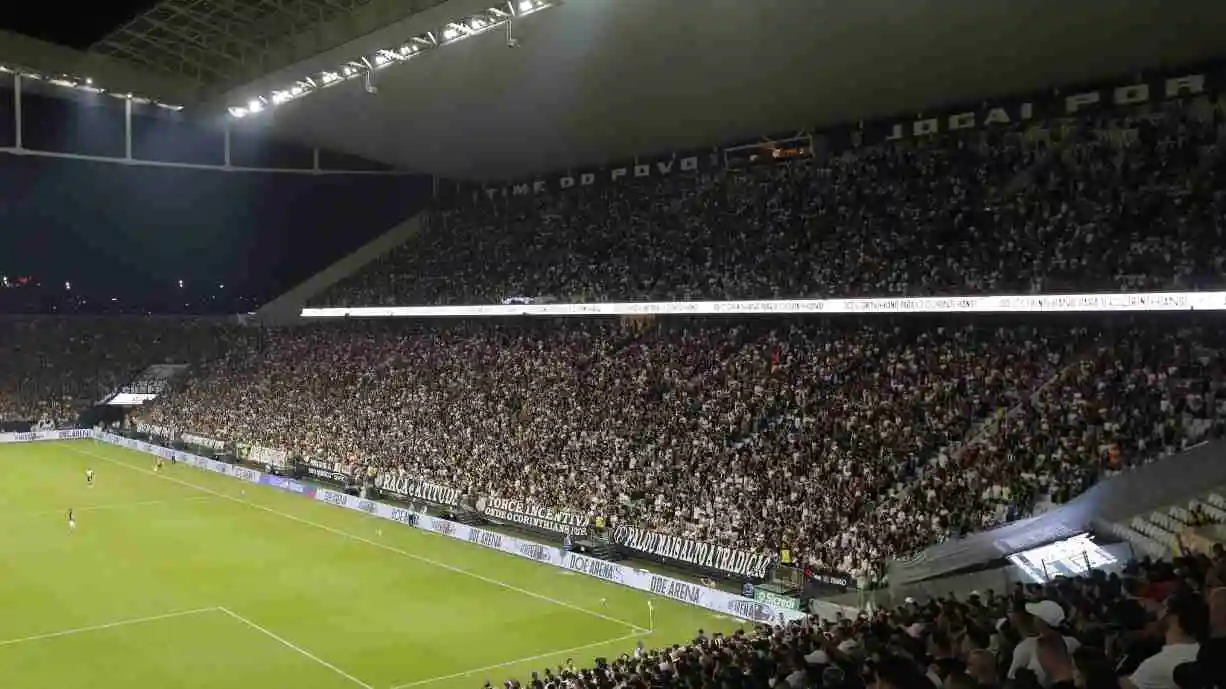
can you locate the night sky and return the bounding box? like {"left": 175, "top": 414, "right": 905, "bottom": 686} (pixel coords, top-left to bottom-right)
{"left": 1, "top": 3, "right": 160, "bottom": 49}
{"left": 0, "top": 6, "right": 430, "bottom": 315}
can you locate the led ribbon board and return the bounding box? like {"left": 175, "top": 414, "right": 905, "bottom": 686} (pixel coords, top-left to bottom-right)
{"left": 301, "top": 291, "right": 1226, "bottom": 318}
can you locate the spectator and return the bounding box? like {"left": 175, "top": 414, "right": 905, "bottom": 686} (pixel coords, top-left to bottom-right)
{"left": 315, "top": 96, "right": 1226, "bottom": 307}
{"left": 1124, "top": 595, "right": 1207, "bottom": 689}
{"left": 1011, "top": 601, "right": 1082, "bottom": 687}
{"left": 1198, "top": 588, "right": 1226, "bottom": 689}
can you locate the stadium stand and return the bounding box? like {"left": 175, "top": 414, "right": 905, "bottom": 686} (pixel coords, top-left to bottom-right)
{"left": 314, "top": 89, "right": 1226, "bottom": 307}
{"left": 0, "top": 63, "right": 1218, "bottom": 592}
{"left": 10, "top": 0, "right": 1226, "bottom": 683}
{"left": 126, "top": 316, "right": 1226, "bottom": 583}
{"left": 6, "top": 53, "right": 1226, "bottom": 689}
{"left": 0, "top": 318, "right": 244, "bottom": 430}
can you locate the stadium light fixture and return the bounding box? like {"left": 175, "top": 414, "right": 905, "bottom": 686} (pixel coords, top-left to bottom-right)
{"left": 226, "top": 0, "right": 560, "bottom": 119}
{"left": 0, "top": 62, "right": 182, "bottom": 110}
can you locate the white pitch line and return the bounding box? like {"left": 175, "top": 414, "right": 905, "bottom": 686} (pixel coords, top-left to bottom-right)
{"left": 389, "top": 630, "right": 651, "bottom": 689}
{"left": 68, "top": 444, "right": 646, "bottom": 634}
{"left": 0, "top": 495, "right": 216, "bottom": 521}
{"left": 218, "top": 607, "right": 373, "bottom": 689}
{"left": 0, "top": 607, "right": 218, "bottom": 648}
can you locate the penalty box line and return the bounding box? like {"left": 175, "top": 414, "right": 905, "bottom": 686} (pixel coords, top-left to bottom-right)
{"left": 389, "top": 629, "right": 652, "bottom": 689}
{"left": 68, "top": 443, "right": 648, "bottom": 636}
{"left": 0, "top": 607, "right": 217, "bottom": 648}
{"left": 217, "top": 606, "right": 374, "bottom": 689}
{"left": 0, "top": 605, "right": 373, "bottom": 689}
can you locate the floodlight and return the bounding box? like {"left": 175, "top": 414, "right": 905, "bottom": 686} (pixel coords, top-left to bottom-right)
{"left": 226, "top": 1, "right": 561, "bottom": 118}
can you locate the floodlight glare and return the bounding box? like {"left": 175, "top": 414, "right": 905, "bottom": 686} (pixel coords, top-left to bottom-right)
{"left": 226, "top": 1, "right": 561, "bottom": 119}
{"left": 3, "top": 63, "right": 177, "bottom": 108}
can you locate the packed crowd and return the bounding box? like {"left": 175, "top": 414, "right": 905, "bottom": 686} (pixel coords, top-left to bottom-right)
{"left": 316, "top": 94, "right": 1225, "bottom": 307}
{"left": 505, "top": 549, "right": 1226, "bottom": 689}
{"left": 5, "top": 71, "right": 1226, "bottom": 584}
{"left": 0, "top": 317, "right": 244, "bottom": 428}
{"left": 135, "top": 316, "right": 1226, "bottom": 577}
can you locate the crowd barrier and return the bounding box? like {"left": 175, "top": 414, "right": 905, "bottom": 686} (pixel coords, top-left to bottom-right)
{"left": 4, "top": 431, "right": 825, "bottom": 624}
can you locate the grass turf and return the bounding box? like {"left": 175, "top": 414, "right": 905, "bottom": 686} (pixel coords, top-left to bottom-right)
{"left": 0, "top": 440, "right": 741, "bottom": 689}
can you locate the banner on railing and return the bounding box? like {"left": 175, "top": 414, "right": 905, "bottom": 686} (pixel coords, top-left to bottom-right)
{"left": 89, "top": 432, "right": 826, "bottom": 624}
{"left": 612, "top": 525, "right": 773, "bottom": 579}
{"left": 136, "top": 423, "right": 176, "bottom": 439}
{"left": 477, "top": 497, "right": 590, "bottom": 537}
{"left": 802, "top": 566, "right": 854, "bottom": 595}
{"left": 244, "top": 445, "right": 291, "bottom": 470}
{"left": 302, "top": 457, "right": 349, "bottom": 485}
{"left": 375, "top": 473, "right": 462, "bottom": 507}
{"left": 0, "top": 429, "right": 93, "bottom": 444}
{"left": 180, "top": 433, "right": 227, "bottom": 452}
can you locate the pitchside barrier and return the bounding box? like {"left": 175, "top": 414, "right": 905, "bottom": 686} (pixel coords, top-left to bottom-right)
{"left": 2, "top": 430, "right": 837, "bottom": 624}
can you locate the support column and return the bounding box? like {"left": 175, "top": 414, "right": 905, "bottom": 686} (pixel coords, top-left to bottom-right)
{"left": 14, "top": 74, "right": 22, "bottom": 150}
{"left": 124, "top": 98, "right": 133, "bottom": 160}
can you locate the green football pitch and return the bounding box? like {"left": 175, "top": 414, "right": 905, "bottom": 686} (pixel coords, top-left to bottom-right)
{"left": 0, "top": 440, "right": 740, "bottom": 689}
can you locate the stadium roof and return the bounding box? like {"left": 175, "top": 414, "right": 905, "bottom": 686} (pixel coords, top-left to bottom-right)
{"left": 6, "top": 0, "right": 1226, "bottom": 181}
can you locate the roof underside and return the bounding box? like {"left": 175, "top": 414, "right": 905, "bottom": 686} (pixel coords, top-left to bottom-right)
{"left": 89, "top": 0, "right": 1226, "bottom": 180}
{"left": 91, "top": 0, "right": 447, "bottom": 92}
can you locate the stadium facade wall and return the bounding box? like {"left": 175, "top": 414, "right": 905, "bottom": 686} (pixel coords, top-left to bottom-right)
{"left": 0, "top": 430, "right": 844, "bottom": 623}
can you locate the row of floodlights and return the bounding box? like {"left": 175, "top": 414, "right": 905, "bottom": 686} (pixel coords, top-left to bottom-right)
{"left": 228, "top": 0, "right": 555, "bottom": 119}
{"left": 0, "top": 64, "right": 183, "bottom": 111}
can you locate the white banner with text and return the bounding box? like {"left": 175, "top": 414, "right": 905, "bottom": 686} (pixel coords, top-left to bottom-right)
{"left": 0, "top": 429, "right": 94, "bottom": 444}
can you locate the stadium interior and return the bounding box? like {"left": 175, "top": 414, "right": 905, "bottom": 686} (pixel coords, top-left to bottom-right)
{"left": 3, "top": 1, "right": 1226, "bottom": 688}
